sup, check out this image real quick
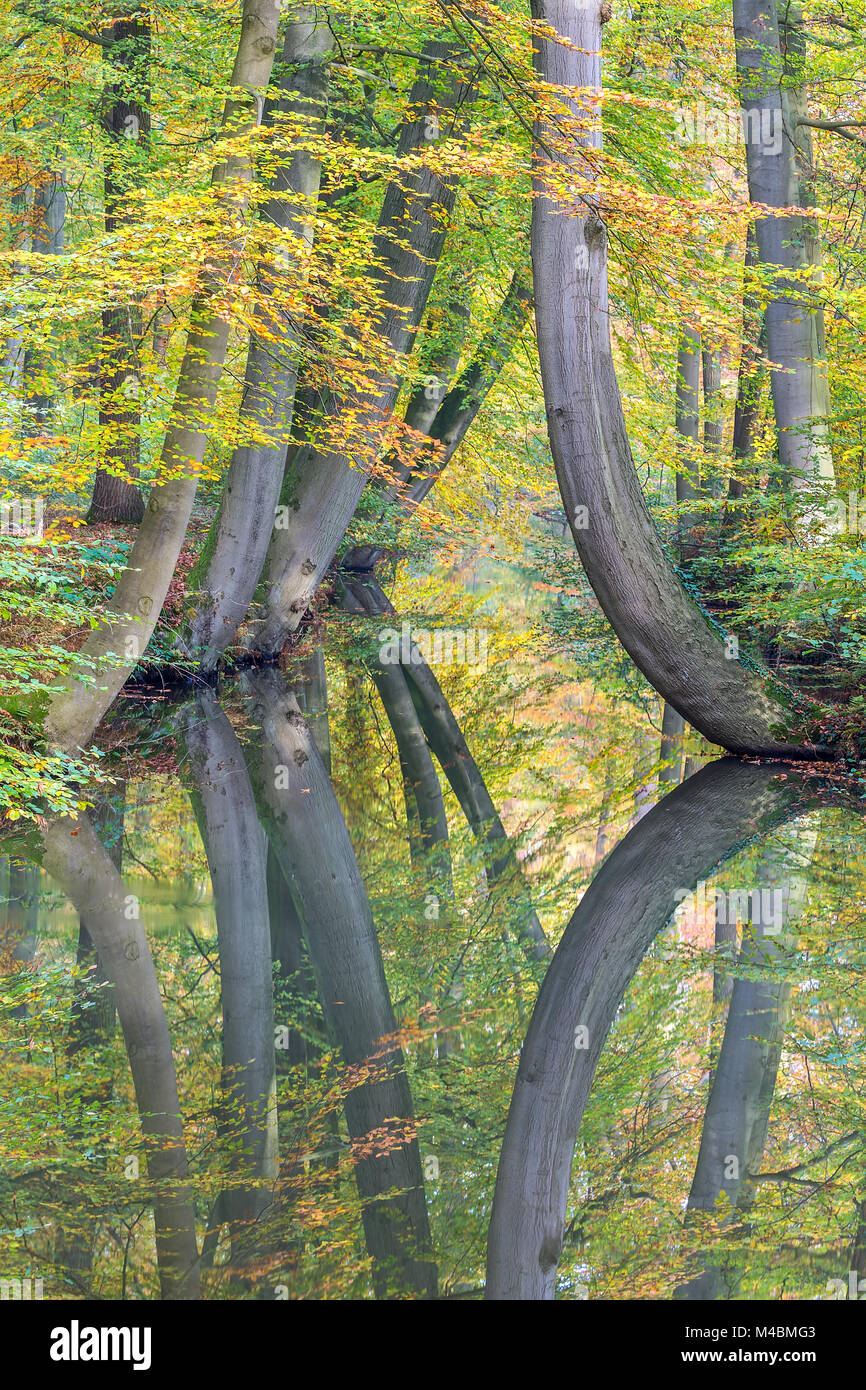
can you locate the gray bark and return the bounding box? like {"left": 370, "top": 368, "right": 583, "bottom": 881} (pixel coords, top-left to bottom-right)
{"left": 43, "top": 0, "right": 285, "bottom": 751}
{"left": 88, "top": 9, "right": 150, "bottom": 524}
{"left": 251, "top": 41, "right": 478, "bottom": 654}
{"left": 188, "top": 9, "right": 332, "bottom": 669}
{"left": 342, "top": 271, "right": 532, "bottom": 572}
{"left": 41, "top": 814, "right": 201, "bottom": 1299}
{"left": 529, "top": 0, "right": 821, "bottom": 757}
{"left": 181, "top": 695, "right": 278, "bottom": 1266}
{"left": 675, "top": 823, "right": 817, "bottom": 1298}
{"left": 242, "top": 667, "right": 437, "bottom": 1297}
{"left": 485, "top": 757, "right": 808, "bottom": 1299}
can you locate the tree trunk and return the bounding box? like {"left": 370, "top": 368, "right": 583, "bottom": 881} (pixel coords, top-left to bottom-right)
{"left": 485, "top": 757, "right": 808, "bottom": 1299}
{"left": 43, "top": 0, "right": 284, "bottom": 752}
{"left": 528, "top": 0, "right": 822, "bottom": 757}
{"left": 41, "top": 814, "right": 201, "bottom": 1299}
{"left": 251, "top": 41, "right": 477, "bottom": 655}
{"left": 88, "top": 8, "right": 150, "bottom": 525}
{"left": 342, "top": 271, "right": 533, "bottom": 572}
{"left": 242, "top": 667, "right": 437, "bottom": 1297}
{"left": 182, "top": 694, "right": 278, "bottom": 1272}
{"left": 732, "top": 0, "right": 834, "bottom": 496}
{"left": 345, "top": 573, "right": 550, "bottom": 959}
{"left": 675, "top": 823, "right": 817, "bottom": 1299}
{"left": 187, "top": 8, "right": 332, "bottom": 668}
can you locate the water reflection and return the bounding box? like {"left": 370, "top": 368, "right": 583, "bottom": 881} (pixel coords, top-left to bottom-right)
{"left": 1, "top": 658, "right": 864, "bottom": 1300}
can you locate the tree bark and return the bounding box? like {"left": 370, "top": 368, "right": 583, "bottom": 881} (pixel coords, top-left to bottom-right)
{"left": 242, "top": 667, "right": 437, "bottom": 1297}
{"left": 344, "top": 573, "right": 550, "bottom": 959}
{"left": 732, "top": 0, "right": 834, "bottom": 496}
{"left": 251, "top": 41, "right": 478, "bottom": 655}
{"left": 43, "top": 0, "right": 285, "bottom": 752}
{"left": 528, "top": 0, "right": 823, "bottom": 757}
{"left": 187, "top": 8, "right": 332, "bottom": 668}
{"left": 41, "top": 814, "right": 201, "bottom": 1299}
{"left": 88, "top": 8, "right": 150, "bottom": 525}
{"left": 181, "top": 694, "right": 278, "bottom": 1270}
{"left": 485, "top": 757, "right": 809, "bottom": 1299}
{"left": 342, "top": 271, "right": 533, "bottom": 572}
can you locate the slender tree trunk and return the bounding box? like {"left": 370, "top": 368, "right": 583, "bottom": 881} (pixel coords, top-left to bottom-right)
{"left": 41, "top": 814, "right": 201, "bottom": 1299}
{"left": 732, "top": 0, "right": 834, "bottom": 497}
{"left": 21, "top": 163, "right": 65, "bottom": 435}
{"left": 675, "top": 824, "right": 817, "bottom": 1299}
{"left": 728, "top": 227, "right": 767, "bottom": 504}
{"left": 528, "top": 0, "right": 821, "bottom": 757}
{"left": 342, "top": 270, "right": 532, "bottom": 572}
{"left": 251, "top": 41, "right": 478, "bottom": 655}
{"left": 182, "top": 695, "right": 278, "bottom": 1272}
{"left": 43, "top": 0, "right": 285, "bottom": 752}
{"left": 88, "top": 8, "right": 150, "bottom": 525}
{"left": 344, "top": 573, "right": 550, "bottom": 959}
{"left": 187, "top": 9, "right": 332, "bottom": 668}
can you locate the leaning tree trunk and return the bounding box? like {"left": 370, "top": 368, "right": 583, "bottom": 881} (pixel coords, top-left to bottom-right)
{"left": 42, "top": 0, "right": 284, "bottom": 752}
{"left": 250, "top": 40, "right": 478, "bottom": 656}
{"left": 88, "top": 7, "right": 150, "bottom": 525}
{"left": 242, "top": 667, "right": 437, "bottom": 1298}
{"left": 187, "top": 8, "right": 332, "bottom": 669}
{"left": 485, "top": 757, "right": 813, "bottom": 1300}
{"left": 528, "top": 0, "right": 824, "bottom": 758}
{"left": 342, "top": 573, "right": 550, "bottom": 959}
{"left": 342, "top": 270, "right": 533, "bottom": 572}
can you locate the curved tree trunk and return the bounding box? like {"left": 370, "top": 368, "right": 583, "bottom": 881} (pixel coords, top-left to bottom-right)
{"left": 528, "top": 0, "right": 824, "bottom": 758}
{"left": 43, "top": 0, "right": 284, "bottom": 752}
{"left": 485, "top": 757, "right": 810, "bottom": 1300}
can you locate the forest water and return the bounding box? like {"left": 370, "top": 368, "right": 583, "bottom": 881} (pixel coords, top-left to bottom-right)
{"left": 2, "top": 546, "right": 865, "bottom": 1303}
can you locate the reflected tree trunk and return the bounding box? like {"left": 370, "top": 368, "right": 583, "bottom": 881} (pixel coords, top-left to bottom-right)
{"left": 675, "top": 823, "right": 818, "bottom": 1299}
{"left": 486, "top": 758, "right": 812, "bottom": 1299}
{"left": 182, "top": 695, "right": 278, "bottom": 1278}
{"left": 242, "top": 667, "right": 437, "bottom": 1297}
{"left": 41, "top": 814, "right": 201, "bottom": 1299}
